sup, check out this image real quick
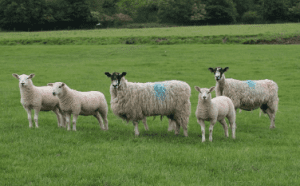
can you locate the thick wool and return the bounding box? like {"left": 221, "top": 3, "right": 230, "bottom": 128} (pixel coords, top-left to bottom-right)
{"left": 49, "top": 82, "right": 108, "bottom": 131}
{"left": 213, "top": 72, "right": 279, "bottom": 128}
{"left": 110, "top": 77, "right": 191, "bottom": 136}
{"left": 12, "top": 74, "right": 63, "bottom": 128}
{"left": 195, "top": 86, "right": 236, "bottom": 142}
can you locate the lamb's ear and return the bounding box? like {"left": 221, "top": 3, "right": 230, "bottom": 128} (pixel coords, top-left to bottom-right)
{"left": 12, "top": 73, "right": 19, "bottom": 79}
{"left": 105, "top": 72, "right": 111, "bottom": 77}
{"left": 28, "top": 74, "right": 35, "bottom": 79}
{"left": 47, "top": 83, "right": 53, "bottom": 87}
{"left": 223, "top": 67, "right": 229, "bottom": 73}
{"left": 209, "top": 86, "right": 215, "bottom": 93}
{"left": 121, "top": 72, "right": 127, "bottom": 77}
{"left": 208, "top": 68, "right": 215, "bottom": 73}
{"left": 194, "top": 86, "right": 201, "bottom": 93}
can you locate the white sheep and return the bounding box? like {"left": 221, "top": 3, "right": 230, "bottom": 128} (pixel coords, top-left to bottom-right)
{"left": 105, "top": 72, "right": 191, "bottom": 136}
{"left": 195, "top": 86, "right": 236, "bottom": 142}
{"left": 47, "top": 82, "right": 108, "bottom": 131}
{"left": 208, "top": 67, "right": 279, "bottom": 128}
{"left": 12, "top": 73, "right": 64, "bottom": 128}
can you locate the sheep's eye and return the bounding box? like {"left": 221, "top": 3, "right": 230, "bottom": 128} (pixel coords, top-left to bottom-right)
{"left": 58, "top": 86, "right": 61, "bottom": 88}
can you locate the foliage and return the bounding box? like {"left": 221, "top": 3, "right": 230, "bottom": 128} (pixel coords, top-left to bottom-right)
{"left": 288, "top": 2, "right": 300, "bottom": 21}
{"left": 204, "top": 0, "right": 238, "bottom": 24}
{"left": 190, "top": 0, "right": 206, "bottom": 21}
{"left": 157, "top": 0, "right": 194, "bottom": 24}
{"left": 258, "top": 0, "right": 289, "bottom": 22}
{"left": 241, "top": 11, "right": 262, "bottom": 24}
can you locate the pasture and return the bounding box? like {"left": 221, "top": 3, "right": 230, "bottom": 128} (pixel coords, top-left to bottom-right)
{"left": 1, "top": 43, "right": 299, "bottom": 185}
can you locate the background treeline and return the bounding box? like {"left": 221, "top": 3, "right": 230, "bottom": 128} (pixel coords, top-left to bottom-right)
{"left": 1, "top": 0, "right": 300, "bottom": 31}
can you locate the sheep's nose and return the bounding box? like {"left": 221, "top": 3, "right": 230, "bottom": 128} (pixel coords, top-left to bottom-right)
{"left": 21, "top": 83, "right": 25, "bottom": 86}
{"left": 52, "top": 92, "right": 56, "bottom": 96}
{"left": 203, "top": 96, "right": 206, "bottom": 99}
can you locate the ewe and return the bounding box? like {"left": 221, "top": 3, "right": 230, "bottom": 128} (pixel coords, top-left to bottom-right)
{"left": 208, "top": 67, "right": 279, "bottom": 128}
{"left": 105, "top": 72, "right": 190, "bottom": 136}
{"left": 12, "top": 73, "right": 64, "bottom": 128}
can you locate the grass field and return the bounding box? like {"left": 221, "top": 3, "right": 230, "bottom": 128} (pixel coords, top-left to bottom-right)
{"left": 1, "top": 23, "right": 300, "bottom": 45}
{"left": 1, "top": 43, "right": 299, "bottom": 185}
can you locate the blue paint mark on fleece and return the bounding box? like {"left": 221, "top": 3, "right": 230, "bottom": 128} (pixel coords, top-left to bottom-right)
{"left": 243, "top": 80, "right": 256, "bottom": 89}
{"left": 154, "top": 83, "right": 166, "bottom": 101}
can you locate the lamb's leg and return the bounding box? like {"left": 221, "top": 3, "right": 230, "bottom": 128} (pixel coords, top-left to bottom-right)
{"left": 25, "top": 107, "right": 33, "bottom": 128}
{"left": 219, "top": 119, "right": 229, "bottom": 138}
{"left": 265, "top": 108, "right": 276, "bottom": 128}
{"left": 209, "top": 120, "right": 217, "bottom": 142}
{"left": 142, "top": 117, "right": 149, "bottom": 131}
{"left": 33, "top": 108, "right": 40, "bottom": 128}
{"left": 53, "top": 108, "right": 62, "bottom": 127}
{"left": 65, "top": 113, "right": 71, "bottom": 131}
{"left": 100, "top": 111, "right": 109, "bottom": 130}
{"left": 72, "top": 114, "right": 78, "bottom": 131}
{"left": 95, "top": 112, "right": 106, "bottom": 130}
{"left": 133, "top": 121, "right": 139, "bottom": 136}
{"left": 197, "top": 119, "right": 205, "bottom": 142}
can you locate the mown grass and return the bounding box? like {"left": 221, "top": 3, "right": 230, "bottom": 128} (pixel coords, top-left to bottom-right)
{"left": 1, "top": 23, "right": 300, "bottom": 45}
{"left": 1, "top": 44, "right": 299, "bottom": 185}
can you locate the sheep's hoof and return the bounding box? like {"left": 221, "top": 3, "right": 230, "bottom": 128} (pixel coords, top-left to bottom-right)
{"left": 269, "top": 126, "right": 276, "bottom": 129}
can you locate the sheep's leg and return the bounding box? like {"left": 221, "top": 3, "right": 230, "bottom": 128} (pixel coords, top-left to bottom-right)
{"left": 25, "top": 107, "right": 33, "bottom": 128}
{"left": 65, "top": 113, "right": 71, "bottom": 131}
{"left": 219, "top": 119, "right": 229, "bottom": 138}
{"left": 209, "top": 120, "right": 217, "bottom": 142}
{"left": 197, "top": 119, "right": 205, "bottom": 142}
{"left": 100, "top": 111, "right": 109, "bottom": 130}
{"left": 168, "top": 119, "right": 175, "bottom": 132}
{"left": 174, "top": 120, "right": 181, "bottom": 135}
{"left": 231, "top": 121, "right": 236, "bottom": 139}
{"left": 133, "top": 121, "right": 139, "bottom": 136}
{"left": 53, "top": 108, "right": 62, "bottom": 127}
{"left": 95, "top": 112, "right": 105, "bottom": 130}
{"left": 265, "top": 108, "right": 276, "bottom": 129}
{"left": 72, "top": 114, "right": 78, "bottom": 131}
{"left": 142, "top": 117, "right": 149, "bottom": 131}
{"left": 33, "top": 108, "right": 40, "bottom": 128}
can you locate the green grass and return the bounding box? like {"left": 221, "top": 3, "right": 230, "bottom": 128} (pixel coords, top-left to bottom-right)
{"left": 1, "top": 23, "right": 300, "bottom": 45}
{"left": 1, "top": 44, "right": 299, "bottom": 185}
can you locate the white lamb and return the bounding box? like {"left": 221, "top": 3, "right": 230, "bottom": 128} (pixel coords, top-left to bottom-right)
{"left": 12, "top": 73, "right": 64, "bottom": 128}
{"left": 105, "top": 72, "right": 191, "bottom": 136}
{"left": 195, "top": 86, "right": 236, "bottom": 142}
{"left": 208, "top": 67, "right": 279, "bottom": 128}
{"left": 47, "top": 82, "right": 108, "bottom": 131}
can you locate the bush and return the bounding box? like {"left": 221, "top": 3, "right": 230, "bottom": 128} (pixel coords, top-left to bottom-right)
{"left": 91, "top": 12, "right": 133, "bottom": 27}
{"left": 241, "top": 11, "right": 262, "bottom": 24}
{"left": 157, "top": 0, "right": 194, "bottom": 24}
{"left": 204, "top": 0, "right": 237, "bottom": 24}
{"left": 288, "top": 2, "right": 300, "bottom": 22}
{"left": 259, "top": 0, "right": 289, "bottom": 22}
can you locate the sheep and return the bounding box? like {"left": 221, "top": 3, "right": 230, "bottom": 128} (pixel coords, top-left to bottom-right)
{"left": 47, "top": 82, "right": 108, "bottom": 131}
{"left": 105, "top": 72, "right": 191, "bottom": 136}
{"left": 12, "top": 73, "right": 64, "bottom": 128}
{"left": 208, "top": 67, "right": 279, "bottom": 128}
{"left": 195, "top": 86, "right": 236, "bottom": 142}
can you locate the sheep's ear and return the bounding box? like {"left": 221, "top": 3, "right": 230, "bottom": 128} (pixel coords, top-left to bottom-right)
{"left": 121, "top": 72, "right": 127, "bottom": 77}
{"left": 208, "top": 68, "right": 215, "bottom": 73}
{"left": 12, "top": 73, "right": 19, "bottom": 79}
{"left": 223, "top": 67, "right": 229, "bottom": 73}
{"left": 194, "top": 86, "right": 201, "bottom": 93}
{"left": 47, "top": 83, "right": 53, "bottom": 87}
{"left": 209, "top": 86, "right": 215, "bottom": 93}
{"left": 28, "top": 74, "right": 35, "bottom": 79}
{"left": 61, "top": 83, "right": 65, "bottom": 87}
{"left": 105, "top": 72, "right": 111, "bottom": 77}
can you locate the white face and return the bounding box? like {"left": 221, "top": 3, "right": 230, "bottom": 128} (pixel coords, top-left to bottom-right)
{"left": 215, "top": 68, "right": 221, "bottom": 81}
{"left": 49, "top": 82, "right": 64, "bottom": 96}
{"left": 112, "top": 80, "right": 118, "bottom": 89}
{"left": 13, "top": 74, "right": 35, "bottom": 87}
{"left": 200, "top": 88, "right": 210, "bottom": 100}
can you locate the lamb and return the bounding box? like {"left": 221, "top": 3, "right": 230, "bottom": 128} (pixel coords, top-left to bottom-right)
{"left": 195, "top": 86, "right": 236, "bottom": 142}
{"left": 208, "top": 67, "right": 279, "bottom": 128}
{"left": 105, "top": 72, "right": 191, "bottom": 136}
{"left": 12, "top": 73, "right": 64, "bottom": 128}
{"left": 47, "top": 82, "right": 108, "bottom": 131}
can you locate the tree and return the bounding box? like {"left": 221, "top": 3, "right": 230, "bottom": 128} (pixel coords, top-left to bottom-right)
{"left": 204, "top": 0, "right": 238, "bottom": 24}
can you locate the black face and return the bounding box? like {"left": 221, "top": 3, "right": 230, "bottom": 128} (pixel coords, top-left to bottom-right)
{"left": 208, "top": 67, "right": 229, "bottom": 81}
{"left": 105, "top": 72, "right": 127, "bottom": 88}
